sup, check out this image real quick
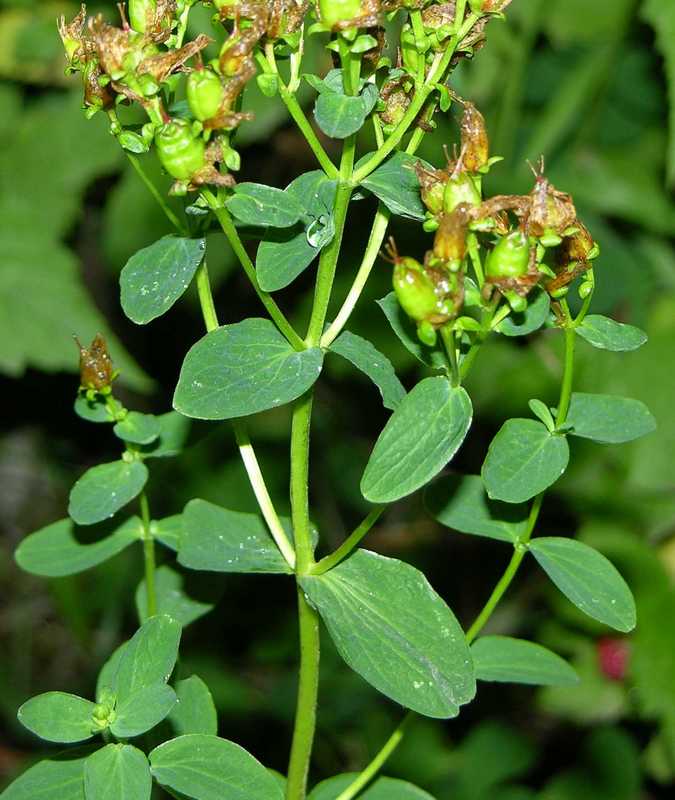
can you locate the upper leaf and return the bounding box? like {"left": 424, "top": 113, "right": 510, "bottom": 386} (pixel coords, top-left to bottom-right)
{"left": 84, "top": 745, "right": 151, "bottom": 800}
{"left": 149, "top": 734, "right": 284, "bottom": 800}
{"left": 574, "top": 314, "right": 648, "bottom": 351}
{"left": 313, "top": 76, "right": 379, "bottom": 139}
{"left": 471, "top": 636, "right": 579, "bottom": 686}
{"left": 496, "top": 290, "right": 551, "bottom": 337}
{"left": 256, "top": 226, "right": 320, "bottom": 292}
{"left": 425, "top": 474, "right": 528, "bottom": 544}
{"left": 141, "top": 411, "right": 191, "bottom": 459}
{"left": 120, "top": 236, "right": 206, "bottom": 325}
{"left": 565, "top": 392, "right": 656, "bottom": 443}
{"left": 68, "top": 461, "right": 149, "bottom": 526}
{"left": 110, "top": 683, "right": 177, "bottom": 739}
{"left": 0, "top": 754, "right": 88, "bottom": 800}
{"left": 169, "top": 676, "right": 218, "bottom": 737}
{"left": 173, "top": 319, "right": 324, "bottom": 420}
{"left": 529, "top": 537, "right": 637, "bottom": 632}
{"left": 377, "top": 293, "right": 447, "bottom": 369}
{"left": 300, "top": 549, "right": 476, "bottom": 719}
{"left": 226, "top": 183, "right": 304, "bottom": 228}
{"left": 136, "top": 565, "right": 215, "bottom": 626}
{"left": 361, "top": 377, "right": 472, "bottom": 503}
{"left": 18, "top": 692, "right": 96, "bottom": 744}
{"left": 15, "top": 516, "right": 141, "bottom": 577}
{"left": 481, "top": 419, "right": 570, "bottom": 504}
{"left": 308, "top": 775, "right": 436, "bottom": 799}
{"left": 113, "top": 412, "right": 161, "bottom": 446}
{"left": 359, "top": 153, "right": 431, "bottom": 220}
{"left": 330, "top": 331, "right": 406, "bottom": 411}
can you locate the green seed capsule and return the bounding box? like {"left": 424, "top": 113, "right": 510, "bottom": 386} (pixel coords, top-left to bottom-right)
{"left": 318, "top": 0, "right": 364, "bottom": 28}
{"left": 156, "top": 119, "right": 206, "bottom": 181}
{"left": 485, "top": 231, "right": 530, "bottom": 280}
{"left": 187, "top": 69, "right": 226, "bottom": 121}
{"left": 443, "top": 173, "right": 481, "bottom": 214}
{"left": 393, "top": 257, "right": 439, "bottom": 323}
{"left": 128, "top": 0, "right": 156, "bottom": 33}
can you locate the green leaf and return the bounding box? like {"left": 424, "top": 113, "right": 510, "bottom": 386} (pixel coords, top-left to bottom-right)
{"left": 529, "top": 537, "right": 636, "bottom": 632}
{"left": 471, "top": 636, "right": 579, "bottom": 686}
{"left": 575, "top": 314, "right": 648, "bottom": 351}
{"left": 110, "top": 683, "right": 177, "bottom": 738}
{"left": 361, "top": 377, "right": 472, "bottom": 503}
{"left": 256, "top": 226, "right": 319, "bottom": 292}
{"left": 496, "top": 290, "right": 551, "bottom": 337}
{"left": 15, "top": 517, "right": 141, "bottom": 577}
{"left": 226, "top": 183, "right": 304, "bottom": 228}
{"left": 377, "top": 293, "right": 447, "bottom": 369}
{"left": 173, "top": 319, "right": 324, "bottom": 420}
{"left": 308, "top": 775, "right": 435, "bottom": 799}
{"left": 96, "top": 643, "right": 127, "bottom": 704}
{"left": 149, "top": 734, "right": 284, "bottom": 800}
{"left": 286, "top": 170, "right": 338, "bottom": 219}
{"left": 314, "top": 84, "right": 378, "bottom": 139}
{"left": 0, "top": 754, "right": 87, "bottom": 800}
{"left": 141, "top": 412, "right": 191, "bottom": 459}
{"left": 481, "top": 419, "right": 570, "bottom": 504}
{"left": 18, "top": 693, "right": 96, "bottom": 744}
{"left": 425, "top": 475, "right": 528, "bottom": 544}
{"left": 113, "top": 412, "right": 160, "bottom": 446}
{"left": 565, "top": 392, "right": 656, "bottom": 443}
{"left": 68, "top": 461, "right": 149, "bottom": 526}
{"left": 300, "top": 549, "right": 475, "bottom": 718}
{"left": 120, "top": 236, "right": 206, "bottom": 325}
{"left": 152, "top": 514, "right": 183, "bottom": 551}
{"left": 179, "top": 500, "right": 291, "bottom": 574}
{"left": 330, "top": 331, "right": 406, "bottom": 411}
{"left": 74, "top": 395, "right": 112, "bottom": 424}
{"left": 108, "top": 615, "right": 182, "bottom": 701}
{"left": 136, "top": 565, "right": 215, "bottom": 626}
{"left": 359, "top": 153, "right": 431, "bottom": 220}
{"left": 84, "top": 745, "right": 151, "bottom": 800}
{"left": 169, "top": 676, "right": 218, "bottom": 736}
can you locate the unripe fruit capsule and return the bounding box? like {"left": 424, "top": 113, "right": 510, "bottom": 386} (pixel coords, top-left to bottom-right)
{"left": 443, "top": 173, "right": 481, "bottom": 214}
{"left": 485, "top": 230, "right": 530, "bottom": 280}
{"left": 128, "top": 0, "right": 156, "bottom": 33}
{"left": 156, "top": 119, "right": 206, "bottom": 181}
{"left": 187, "top": 69, "right": 226, "bottom": 121}
{"left": 318, "top": 0, "right": 364, "bottom": 28}
{"left": 393, "top": 258, "right": 439, "bottom": 323}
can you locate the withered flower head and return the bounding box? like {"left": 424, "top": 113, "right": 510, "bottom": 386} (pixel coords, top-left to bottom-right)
{"left": 88, "top": 15, "right": 139, "bottom": 80}
{"left": 267, "top": 0, "right": 310, "bottom": 39}
{"left": 524, "top": 170, "right": 577, "bottom": 238}
{"left": 58, "top": 4, "right": 92, "bottom": 67}
{"left": 432, "top": 204, "right": 470, "bottom": 266}
{"left": 415, "top": 162, "right": 449, "bottom": 217}
{"left": 421, "top": 2, "right": 456, "bottom": 30}
{"left": 76, "top": 334, "right": 114, "bottom": 391}
{"left": 139, "top": 34, "right": 211, "bottom": 84}
{"left": 458, "top": 100, "right": 489, "bottom": 172}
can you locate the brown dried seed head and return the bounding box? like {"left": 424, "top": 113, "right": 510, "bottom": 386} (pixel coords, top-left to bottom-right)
{"left": 459, "top": 101, "right": 489, "bottom": 173}
{"left": 76, "top": 334, "right": 114, "bottom": 390}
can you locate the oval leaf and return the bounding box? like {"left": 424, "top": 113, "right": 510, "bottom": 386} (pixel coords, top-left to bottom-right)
{"left": 169, "top": 676, "right": 218, "bottom": 736}
{"left": 496, "top": 290, "right": 551, "bottom": 337}
{"left": 256, "top": 226, "right": 319, "bottom": 292}
{"left": 308, "top": 775, "right": 435, "bottom": 800}
{"left": 152, "top": 514, "right": 183, "bottom": 552}
{"left": 135, "top": 565, "right": 216, "bottom": 626}
{"left": 361, "top": 377, "right": 472, "bottom": 503}
{"left": 110, "top": 683, "right": 177, "bottom": 739}
{"left": 141, "top": 411, "right": 191, "bottom": 459}
{"left": 18, "top": 692, "right": 96, "bottom": 744}
{"left": 575, "top": 314, "right": 647, "bottom": 351}
{"left": 529, "top": 537, "right": 636, "bottom": 632}
{"left": 471, "top": 636, "right": 579, "bottom": 686}
{"left": 300, "top": 549, "right": 476, "bottom": 718}
{"left": 565, "top": 393, "right": 656, "bottom": 443}
{"left": 376, "top": 293, "right": 447, "bottom": 369}
{"left": 173, "top": 319, "right": 324, "bottom": 421}
{"left": 481, "top": 419, "right": 570, "bottom": 504}
{"left": 359, "top": 153, "right": 431, "bottom": 220}
{"left": 149, "top": 734, "right": 284, "bottom": 800}
{"left": 330, "top": 331, "right": 406, "bottom": 411}
{"left": 120, "top": 236, "right": 206, "bottom": 325}
{"left": 315, "top": 92, "right": 371, "bottom": 139}
{"left": 74, "top": 395, "right": 112, "bottom": 424}
{"left": 425, "top": 475, "right": 528, "bottom": 544}
{"left": 84, "top": 745, "right": 151, "bottom": 800}
{"left": 0, "top": 754, "right": 87, "bottom": 800}
{"left": 113, "top": 412, "right": 160, "bottom": 445}
{"left": 68, "top": 461, "right": 149, "bottom": 526}
{"left": 226, "top": 183, "right": 303, "bottom": 228}
{"left": 15, "top": 516, "right": 141, "bottom": 577}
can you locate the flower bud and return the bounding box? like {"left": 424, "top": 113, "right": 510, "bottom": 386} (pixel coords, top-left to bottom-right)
{"left": 156, "top": 119, "right": 206, "bottom": 181}
{"left": 443, "top": 172, "right": 481, "bottom": 214}
{"left": 76, "top": 334, "right": 114, "bottom": 391}
{"left": 393, "top": 257, "right": 439, "bottom": 323}
{"left": 485, "top": 231, "right": 530, "bottom": 280}
{"left": 187, "top": 69, "right": 226, "bottom": 121}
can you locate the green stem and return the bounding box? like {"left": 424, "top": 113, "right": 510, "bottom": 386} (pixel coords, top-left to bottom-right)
{"left": 196, "top": 260, "right": 219, "bottom": 332}
{"left": 125, "top": 152, "right": 187, "bottom": 235}
{"left": 139, "top": 491, "right": 157, "bottom": 618}
{"left": 311, "top": 506, "right": 386, "bottom": 576}
{"left": 556, "top": 325, "right": 576, "bottom": 426}
{"left": 440, "top": 326, "right": 460, "bottom": 386}
{"left": 204, "top": 194, "right": 305, "bottom": 350}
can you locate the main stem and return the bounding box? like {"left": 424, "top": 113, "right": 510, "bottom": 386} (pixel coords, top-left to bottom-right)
{"left": 139, "top": 491, "right": 157, "bottom": 618}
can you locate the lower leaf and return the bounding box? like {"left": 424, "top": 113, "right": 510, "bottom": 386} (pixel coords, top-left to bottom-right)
{"left": 84, "top": 745, "right": 151, "bottom": 800}
{"left": 471, "top": 636, "right": 579, "bottom": 686}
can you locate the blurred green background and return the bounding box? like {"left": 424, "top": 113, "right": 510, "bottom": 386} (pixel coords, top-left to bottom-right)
{"left": 1, "top": 0, "right": 675, "bottom": 796}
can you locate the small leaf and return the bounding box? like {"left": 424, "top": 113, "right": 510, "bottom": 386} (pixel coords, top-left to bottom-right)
{"left": 529, "top": 537, "right": 636, "bottom": 632}
{"left": 359, "top": 153, "right": 432, "bottom": 220}
{"left": 481, "top": 419, "right": 570, "bottom": 504}
{"left": 110, "top": 683, "right": 177, "bottom": 738}
{"left": 361, "top": 377, "right": 472, "bottom": 503}
{"left": 74, "top": 395, "right": 112, "bottom": 424}
{"left": 528, "top": 399, "right": 555, "bottom": 432}
{"left": 84, "top": 745, "right": 151, "bottom": 800}
{"left": 256, "top": 226, "right": 319, "bottom": 292}
{"left": 425, "top": 474, "right": 528, "bottom": 544}
{"left": 135, "top": 565, "right": 215, "bottom": 626}
{"left": 68, "top": 461, "right": 149, "bottom": 526}
{"left": 18, "top": 693, "right": 96, "bottom": 744}
{"left": 565, "top": 393, "right": 656, "bottom": 444}
{"left": 575, "top": 314, "right": 648, "bottom": 351}
{"left": 169, "top": 676, "right": 218, "bottom": 736}
{"left": 496, "top": 290, "right": 551, "bottom": 337}
{"left": 113, "top": 412, "right": 160, "bottom": 445}
{"left": 141, "top": 411, "right": 191, "bottom": 459}
{"left": 120, "top": 236, "right": 206, "bottom": 325}
{"left": 0, "top": 754, "right": 88, "bottom": 800}
{"left": 96, "top": 643, "right": 127, "bottom": 704}
{"left": 377, "top": 293, "right": 447, "bottom": 369}
{"left": 286, "top": 170, "right": 337, "bottom": 218}
{"left": 226, "top": 183, "right": 304, "bottom": 228}
{"left": 330, "top": 331, "right": 406, "bottom": 410}
{"left": 152, "top": 514, "right": 183, "bottom": 551}
{"left": 149, "top": 734, "right": 284, "bottom": 800}
{"left": 314, "top": 85, "right": 376, "bottom": 139}
{"left": 471, "top": 636, "right": 579, "bottom": 686}
{"left": 15, "top": 517, "right": 141, "bottom": 577}
{"left": 300, "top": 549, "right": 475, "bottom": 718}
{"left": 308, "top": 775, "right": 436, "bottom": 800}
{"left": 179, "top": 500, "right": 291, "bottom": 574}
{"left": 173, "top": 319, "right": 324, "bottom": 420}
{"left": 109, "top": 615, "right": 182, "bottom": 702}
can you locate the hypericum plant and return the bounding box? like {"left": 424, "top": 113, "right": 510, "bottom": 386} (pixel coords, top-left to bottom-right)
{"left": 5, "top": 1, "right": 658, "bottom": 799}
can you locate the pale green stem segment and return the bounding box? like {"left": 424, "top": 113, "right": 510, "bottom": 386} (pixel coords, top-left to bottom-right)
{"left": 196, "top": 260, "right": 219, "bottom": 332}
{"left": 311, "top": 505, "right": 386, "bottom": 576}
{"left": 139, "top": 491, "right": 157, "bottom": 618}
{"left": 440, "top": 326, "right": 460, "bottom": 386}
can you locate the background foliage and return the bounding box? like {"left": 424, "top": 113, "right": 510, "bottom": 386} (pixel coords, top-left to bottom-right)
{"left": 1, "top": 0, "right": 674, "bottom": 795}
